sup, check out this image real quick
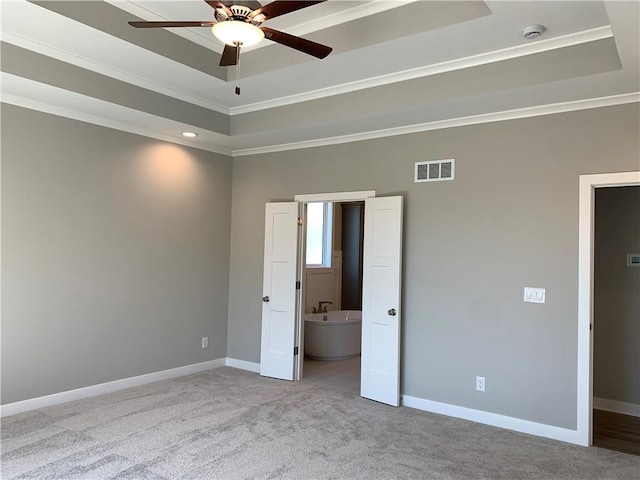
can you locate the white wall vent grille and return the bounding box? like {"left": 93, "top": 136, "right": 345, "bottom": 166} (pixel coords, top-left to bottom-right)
{"left": 415, "top": 159, "right": 455, "bottom": 183}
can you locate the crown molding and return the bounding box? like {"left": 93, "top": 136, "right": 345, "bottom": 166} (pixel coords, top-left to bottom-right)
{"left": 0, "top": 30, "right": 231, "bottom": 116}
{"left": 232, "top": 92, "right": 640, "bottom": 156}
{"left": 1, "top": 73, "right": 233, "bottom": 157}
{"left": 3, "top": 74, "right": 636, "bottom": 159}
{"left": 103, "top": 0, "right": 223, "bottom": 53}
{"left": 1, "top": 0, "right": 415, "bottom": 115}
{"left": 1, "top": 0, "right": 615, "bottom": 119}
{"left": 265, "top": 0, "right": 418, "bottom": 40}
{"left": 230, "top": 26, "right": 614, "bottom": 115}
{"left": 3, "top": 92, "right": 234, "bottom": 157}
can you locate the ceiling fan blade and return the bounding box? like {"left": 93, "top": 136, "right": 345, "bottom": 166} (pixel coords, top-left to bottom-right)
{"left": 261, "top": 27, "right": 332, "bottom": 59}
{"left": 250, "top": 1, "right": 326, "bottom": 21}
{"left": 204, "top": 1, "right": 233, "bottom": 18}
{"left": 219, "top": 44, "right": 239, "bottom": 66}
{"left": 129, "top": 21, "right": 215, "bottom": 28}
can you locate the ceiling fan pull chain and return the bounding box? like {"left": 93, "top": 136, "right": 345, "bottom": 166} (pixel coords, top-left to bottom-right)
{"left": 235, "top": 42, "right": 241, "bottom": 95}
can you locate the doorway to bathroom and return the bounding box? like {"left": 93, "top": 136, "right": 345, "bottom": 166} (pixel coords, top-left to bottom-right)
{"left": 259, "top": 191, "right": 404, "bottom": 406}
{"left": 302, "top": 201, "right": 364, "bottom": 395}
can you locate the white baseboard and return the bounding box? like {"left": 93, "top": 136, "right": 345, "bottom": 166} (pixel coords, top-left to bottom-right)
{"left": 401, "top": 395, "right": 582, "bottom": 445}
{"left": 3, "top": 357, "right": 589, "bottom": 449}
{"left": 226, "top": 357, "right": 261, "bottom": 373}
{"left": 594, "top": 397, "right": 640, "bottom": 417}
{"left": 0, "top": 358, "right": 226, "bottom": 418}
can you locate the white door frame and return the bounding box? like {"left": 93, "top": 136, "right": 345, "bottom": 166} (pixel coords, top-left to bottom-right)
{"left": 577, "top": 171, "right": 640, "bottom": 446}
{"left": 293, "top": 191, "right": 376, "bottom": 380}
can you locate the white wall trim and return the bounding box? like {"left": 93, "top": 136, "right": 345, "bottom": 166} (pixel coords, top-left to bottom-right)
{"left": 594, "top": 397, "right": 640, "bottom": 417}
{"left": 577, "top": 171, "right": 640, "bottom": 446}
{"left": 226, "top": 358, "right": 261, "bottom": 373}
{"left": 1, "top": 72, "right": 234, "bottom": 157}
{"left": 233, "top": 93, "right": 640, "bottom": 156}
{"left": 262, "top": 0, "right": 416, "bottom": 42}
{"left": 2, "top": 0, "right": 612, "bottom": 119}
{"left": 294, "top": 190, "right": 376, "bottom": 202}
{"left": 3, "top": 74, "right": 637, "bottom": 158}
{"left": 7, "top": 349, "right": 636, "bottom": 446}
{"left": 102, "top": 0, "right": 224, "bottom": 53}
{"left": 0, "top": 28, "right": 230, "bottom": 115}
{"left": 0, "top": 358, "right": 227, "bottom": 418}
{"left": 230, "top": 26, "right": 614, "bottom": 115}
{"left": 2, "top": 92, "right": 233, "bottom": 158}
{"left": 402, "top": 395, "right": 582, "bottom": 445}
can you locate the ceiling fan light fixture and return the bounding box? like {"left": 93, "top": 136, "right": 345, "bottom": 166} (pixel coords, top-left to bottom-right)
{"left": 212, "top": 20, "right": 264, "bottom": 47}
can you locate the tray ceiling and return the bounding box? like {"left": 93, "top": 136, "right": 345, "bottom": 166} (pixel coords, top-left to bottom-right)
{"left": 1, "top": 0, "right": 638, "bottom": 156}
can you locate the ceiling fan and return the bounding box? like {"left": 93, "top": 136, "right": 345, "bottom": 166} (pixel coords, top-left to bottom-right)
{"left": 129, "top": 1, "right": 333, "bottom": 67}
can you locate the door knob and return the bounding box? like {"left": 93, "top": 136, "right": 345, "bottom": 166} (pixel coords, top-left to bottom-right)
{"left": 262, "top": 296, "right": 270, "bottom": 303}
{"left": 388, "top": 308, "right": 396, "bottom": 316}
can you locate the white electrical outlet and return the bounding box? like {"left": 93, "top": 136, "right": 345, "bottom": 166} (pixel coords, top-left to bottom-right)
{"left": 201, "top": 337, "right": 208, "bottom": 349}
{"left": 476, "top": 376, "right": 486, "bottom": 392}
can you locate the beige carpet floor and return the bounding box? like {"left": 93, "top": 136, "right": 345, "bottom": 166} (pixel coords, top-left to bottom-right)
{"left": 1, "top": 367, "right": 639, "bottom": 479}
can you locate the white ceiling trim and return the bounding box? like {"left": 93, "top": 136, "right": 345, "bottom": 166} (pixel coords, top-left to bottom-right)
{"left": 103, "top": 0, "right": 223, "bottom": 53}
{"left": 3, "top": 74, "right": 636, "bottom": 159}
{"left": 0, "top": 30, "right": 232, "bottom": 116}
{"left": 1, "top": 73, "right": 234, "bottom": 157}
{"left": 108, "top": 0, "right": 417, "bottom": 54}
{"left": 232, "top": 92, "right": 640, "bottom": 156}
{"left": 262, "top": 0, "right": 418, "bottom": 41}
{"left": 1, "top": 0, "right": 615, "bottom": 117}
{"left": 2, "top": 92, "right": 234, "bottom": 157}
{"left": 0, "top": 0, "right": 231, "bottom": 113}
{"left": 230, "top": 25, "right": 614, "bottom": 115}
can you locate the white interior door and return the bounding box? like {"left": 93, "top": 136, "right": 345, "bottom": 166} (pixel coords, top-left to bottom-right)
{"left": 260, "top": 202, "right": 299, "bottom": 380}
{"left": 361, "top": 196, "right": 403, "bottom": 406}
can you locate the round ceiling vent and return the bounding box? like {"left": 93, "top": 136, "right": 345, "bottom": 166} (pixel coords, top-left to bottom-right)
{"left": 522, "top": 24, "right": 547, "bottom": 40}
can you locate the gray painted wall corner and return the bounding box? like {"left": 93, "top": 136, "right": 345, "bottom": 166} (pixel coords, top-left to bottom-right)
{"left": 1, "top": 105, "right": 233, "bottom": 404}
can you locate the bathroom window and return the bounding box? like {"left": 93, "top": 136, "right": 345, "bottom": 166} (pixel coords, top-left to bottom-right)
{"left": 306, "top": 202, "right": 333, "bottom": 268}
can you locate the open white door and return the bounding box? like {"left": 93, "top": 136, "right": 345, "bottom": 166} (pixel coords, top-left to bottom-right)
{"left": 260, "top": 202, "right": 299, "bottom": 380}
{"left": 361, "top": 196, "right": 403, "bottom": 406}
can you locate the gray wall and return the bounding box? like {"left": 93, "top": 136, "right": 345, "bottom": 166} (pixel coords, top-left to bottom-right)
{"left": 1, "top": 105, "right": 232, "bottom": 404}
{"left": 594, "top": 186, "right": 640, "bottom": 405}
{"left": 227, "top": 104, "right": 640, "bottom": 430}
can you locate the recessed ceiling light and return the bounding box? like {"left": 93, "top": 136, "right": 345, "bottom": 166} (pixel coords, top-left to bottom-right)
{"left": 522, "top": 24, "right": 547, "bottom": 40}
{"left": 182, "top": 132, "right": 198, "bottom": 138}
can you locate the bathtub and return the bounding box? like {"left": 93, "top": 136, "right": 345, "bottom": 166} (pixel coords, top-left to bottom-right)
{"left": 304, "top": 310, "right": 362, "bottom": 361}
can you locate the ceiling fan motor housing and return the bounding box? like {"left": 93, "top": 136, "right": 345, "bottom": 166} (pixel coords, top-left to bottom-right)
{"left": 216, "top": 5, "right": 256, "bottom": 23}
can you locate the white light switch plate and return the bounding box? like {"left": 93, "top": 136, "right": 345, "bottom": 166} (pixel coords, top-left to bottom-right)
{"left": 524, "top": 287, "right": 545, "bottom": 304}
{"left": 627, "top": 253, "right": 640, "bottom": 267}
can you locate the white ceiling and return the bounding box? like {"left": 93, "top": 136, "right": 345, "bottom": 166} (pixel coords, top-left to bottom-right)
{"left": 1, "top": 0, "right": 638, "bottom": 156}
